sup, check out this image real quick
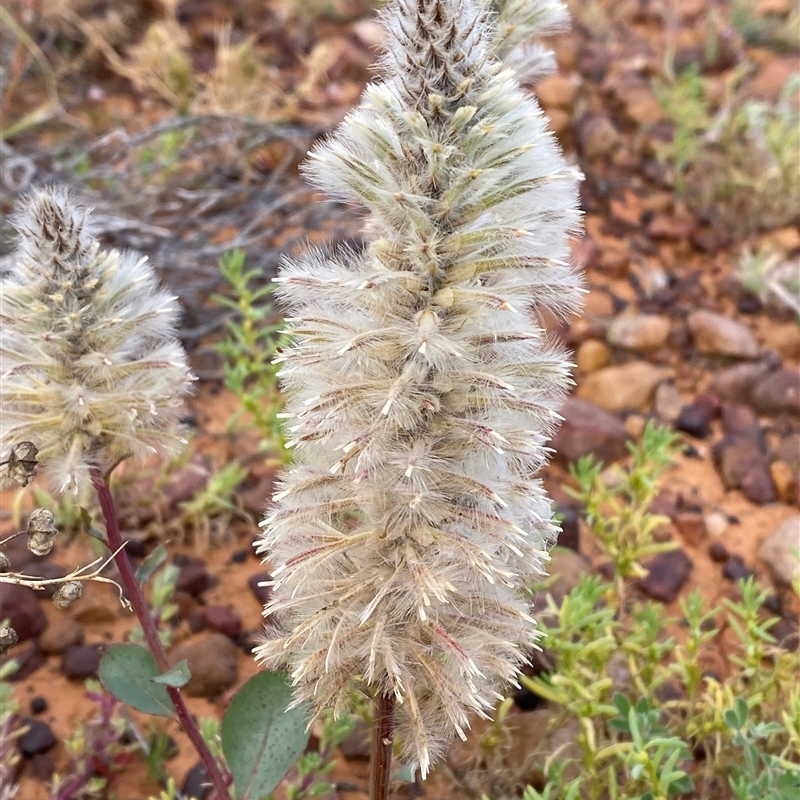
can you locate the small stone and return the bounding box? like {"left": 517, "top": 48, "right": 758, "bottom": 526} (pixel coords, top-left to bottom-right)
{"left": 175, "top": 558, "right": 212, "bottom": 598}
{"left": 772, "top": 323, "right": 800, "bottom": 362}
{"left": 714, "top": 435, "right": 768, "bottom": 490}
{"left": 638, "top": 549, "right": 693, "bottom": 603}
{"left": 708, "top": 542, "right": 730, "bottom": 563}
{"left": 751, "top": 369, "right": 800, "bottom": 417}
{"left": 73, "top": 601, "right": 116, "bottom": 625}
{"left": 575, "top": 339, "right": 610, "bottom": 373}
{"left": 721, "top": 404, "right": 760, "bottom": 436}
{"left": 624, "top": 413, "right": 646, "bottom": 440}
{"left": 771, "top": 461, "right": 797, "bottom": 504}
{"left": 19, "top": 562, "right": 68, "bottom": 599}
{"left": 709, "top": 362, "right": 771, "bottom": 404}
{"left": 607, "top": 314, "right": 671, "bottom": 352}
{"left": 722, "top": 555, "right": 755, "bottom": 582}
{"left": 551, "top": 397, "right": 631, "bottom": 465}
{"left": 61, "top": 644, "right": 103, "bottom": 681}
{"left": 675, "top": 512, "right": 707, "bottom": 547}
{"left": 705, "top": 512, "right": 729, "bottom": 538}
{"left": 513, "top": 684, "right": 545, "bottom": 711}
{"left": 759, "top": 516, "right": 800, "bottom": 586}
{"left": 168, "top": 633, "right": 239, "bottom": 699}
{"left": 654, "top": 383, "right": 685, "bottom": 424}
{"left": 6, "top": 644, "right": 46, "bottom": 681}
{"left": 39, "top": 617, "right": 84, "bottom": 655}
{"left": 248, "top": 573, "right": 273, "bottom": 605}
{"left": 201, "top": 606, "right": 242, "bottom": 640}
{"left": 182, "top": 763, "right": 212, "bottom": 800}
{"left": 740, "top": 467, "right": 778, "bottom": 505}
{"left": 676, "top": 393, "right": 719, "bottom": 439}
{"left": 17, "top": 719, "right": 57, "bottom": 757}
{"left": 230, "top": 550, "right": 248, "bottom": 564}
{"left": 536, "top": 73, "right": 579, "bottom": 109}
{"left": 29, "top": 696, "right": 47, "bottom": 715}
{"left": 0, "top": 584, "right": 48, "bottom": 642}
{"left": 578, "top": 114, "right": 620, "bottom": 160}
{"left": 687, "top": 311, "right": 759, "bottom": 359}
{"left": 577, "top": 362, "right": 671, "bottom": 412}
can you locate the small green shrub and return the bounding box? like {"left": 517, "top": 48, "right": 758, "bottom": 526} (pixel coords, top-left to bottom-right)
{"left": 653, "top": 67, "right": 800, "bottom": 236}
{"left": 214, "top": 250, "right": 288, "bottom": 460}
{"left": 502, "top": 424, "right": 800, "bottom": 800}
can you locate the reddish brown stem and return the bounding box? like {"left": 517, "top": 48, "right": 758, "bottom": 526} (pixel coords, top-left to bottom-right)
{"left": 370, "top": 692, "right": 395, "bottom": 800}
{"left": 91, "top": 467, "right": 231, "bottom": 800}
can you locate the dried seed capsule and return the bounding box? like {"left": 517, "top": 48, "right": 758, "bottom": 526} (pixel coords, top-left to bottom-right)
{"left": 3, "top": 441, "right": 39, "bottom": 487}
{"left": 0, "top": 552, "right": 10, "bottom": 573}
{"left": 26, "top": 508, "right": 58, "bottom": 556}
{"left": 52, "top": 581, "right": 83, "bottom": 610}
{"left": 0, "top": 626, "right": 18, "bottom": 656}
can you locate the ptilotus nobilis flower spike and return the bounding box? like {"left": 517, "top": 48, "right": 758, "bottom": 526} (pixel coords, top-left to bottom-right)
{"left": 256, "top": 0, "right": 583, "bottom": 777}
{"left": 0, "top": 186, "right": 194, "bottom": 495}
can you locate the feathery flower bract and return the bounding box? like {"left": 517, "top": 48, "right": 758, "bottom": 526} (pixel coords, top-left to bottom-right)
{"left": 0, "top": 186, "right": 194, "bottom": 495}
{"left": 256, "top": 0, "right": 583, "bottom": 776}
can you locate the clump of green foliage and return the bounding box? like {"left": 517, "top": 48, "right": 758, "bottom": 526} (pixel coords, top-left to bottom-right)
{"left": 514, "top": 423, "right": 800, "bottom": 800}
{"left": 653, "top": 67, "right": 800, "bottom": 236}
{"left": 215, "top": 250, "right": 288, "bottom": 461}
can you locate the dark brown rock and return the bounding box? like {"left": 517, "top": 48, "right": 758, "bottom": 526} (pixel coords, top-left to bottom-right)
{"left": 708, "top": 542, "right": 730, "bottom": 563}
{"left": 714, "top": 435, "right": 768, "bottom": 490}
{"left": 551, "top": 397, "right": 631, "bottom": 465}
{"left": 638, "top": 549, "right": 692, "bottom": 603}
{"left": 676, "top": 393, "right": 719, "bottom": 439}
{"left": 721, "top": 404, "right": 760, "bottom": 437}
{"left": 722, "top": 555, "right": 755, "bottom": 582}
{"left": 248, "top": 573, "right": 273, "bottom": 605}
{"left": 16, "top": 563, "right": 67, "bottom": 599}
{"left": 709, "top": 362, "right": 771, "bottom": 404}
{"left": 740, "top": 467, "right": 778, "bottom": 505}
{"left": 201, "top": 606, "right": 242, "bottom": 640}
{"left": 6, "top": 644, "right": 46, "bottom": 681}
{"left": 751, "top": 369, "right": 800, "bottom": 417}
{"left": 675, "top": 512, "right": 707, "bottom": 547}
{"left": 175, "top": 558, "right": 212, "bottom": 598}
{"left": 17, "top": 719, "right": 57, "bottom": 757}
{"left": 61, "top": 644, "right": 103, "bottom": 681}
{"left": 182, "top": 763, "right": 213, "bottom": 800}
{"left": 0, "top": 584, "right": 48, "bottom": 642}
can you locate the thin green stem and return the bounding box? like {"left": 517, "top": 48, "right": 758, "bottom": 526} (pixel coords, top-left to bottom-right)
{"left": 90, "top": 467, "right": 231, "bottom": 800}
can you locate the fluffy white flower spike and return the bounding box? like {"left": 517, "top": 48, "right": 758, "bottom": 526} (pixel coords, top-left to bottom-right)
{"left": 256, "top": 0, "right": 582, "bottom": 776}
{"left": 0, "top": 186, "right": 194, "bottom": 495}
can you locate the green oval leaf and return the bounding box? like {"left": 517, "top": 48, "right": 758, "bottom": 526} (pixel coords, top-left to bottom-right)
{"left": 221, "top": 671, "right": 310, "bottom": 800}
{"left": 152, "top": 659, "right": 190, "bottom": 688}
{"left": 98, "top": 643, "right": 176, "bottom": 718}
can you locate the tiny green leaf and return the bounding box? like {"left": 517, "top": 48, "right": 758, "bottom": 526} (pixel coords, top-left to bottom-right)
{"left": 135, "top": 543, "right": 168, "bottom": 586}
{"left": 152, "top": 659, "right": 191, "bottom": 688}
{"left": 98, "top": 643, "right": 176, "bottom": 717}
{"left": 221, "top": 670, "right": 310, "bottom": 800}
